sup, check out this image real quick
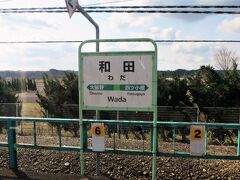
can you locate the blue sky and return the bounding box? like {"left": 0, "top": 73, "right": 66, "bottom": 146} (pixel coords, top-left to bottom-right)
{"left": 0, "top": 0, "right": 239, "bottom": 70}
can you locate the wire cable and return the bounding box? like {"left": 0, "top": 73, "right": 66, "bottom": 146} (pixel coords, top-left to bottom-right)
{"left": 1, "top": 5, "right": 240, "bottom": 10}
{"left": 83, "top": 5, "right": 240, "bottom": 9}
{"left": 0, "top": 6, "right": 240, "bottom": 14}
{"left": 0, "top": 9, "right": 240, "bottom": 14}
{"left": 84, "top": 10, "right": 240, "bottom": 14}
{"left": 0, "top": 40, "right": 239, "bottom": 44}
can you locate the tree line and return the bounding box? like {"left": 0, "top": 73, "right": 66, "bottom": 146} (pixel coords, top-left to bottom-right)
{"left": 7, "top": 78, "right": 37, "bottom": 92}
{"left": 0, "top": 48, "right": 239, "bottom": 135}
{"left": 158, "top": 64, "right": 239, "bottom": 108}
{"left": 0, "top": 78, "right": 36, "bottom": 130}
{"left": 36, "top": 64, "right": 240, "bottom": 119}
{"left": 37, "top": 48, "right": 239, "bottom": 119}
{"left": 36, "top": 48, "right": 239, "bottom": 136}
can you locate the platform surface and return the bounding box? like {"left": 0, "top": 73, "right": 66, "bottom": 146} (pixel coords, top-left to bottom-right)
{"left": 0, "top": 168, "right": 111, "bottom": 180}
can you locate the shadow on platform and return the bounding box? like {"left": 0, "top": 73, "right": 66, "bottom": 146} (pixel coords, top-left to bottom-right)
{"left": 0, "top": 168, "right": 96, "bottom": 180}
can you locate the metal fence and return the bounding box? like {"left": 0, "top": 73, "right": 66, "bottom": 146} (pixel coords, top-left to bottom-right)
{"left": 0, "top": 103, "right": 240, "bottom": 137}
{"left": 0, "top": 113, "right": 240, "bottom": 180}
{"left": 0, "top": 117, "right": 240, "bottom": 170}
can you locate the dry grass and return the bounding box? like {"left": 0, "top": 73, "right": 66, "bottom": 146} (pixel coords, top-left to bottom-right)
{"left": 21, "top": 103, "right": 43, "bottom": 117}
{"left": 19, "top": 103, "right": 76, "bottom": 137}
{"left": 19, "top": 103, "right": 50, "bottom": 136}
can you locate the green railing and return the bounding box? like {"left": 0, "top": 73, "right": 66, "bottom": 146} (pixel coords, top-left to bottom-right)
{"left": 0, "top": 117, "right": 240, "bottom": 171}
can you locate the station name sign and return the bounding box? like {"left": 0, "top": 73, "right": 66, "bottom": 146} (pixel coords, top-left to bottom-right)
{"left": 81, "top": 52, "right": 154, "bottom": 110}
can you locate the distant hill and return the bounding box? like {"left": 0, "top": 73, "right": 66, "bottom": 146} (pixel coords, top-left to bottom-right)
{"left": 158, "top": 69, "right": 198, "bottom": 77}
{"left": 0, "top": 69, "right": 71, "bottom": 79}
{"left": 0, "top": 69, "right": 236, "bottom": 79}
{"left": 158, "top": 69, "right": 230, "bottom": 77}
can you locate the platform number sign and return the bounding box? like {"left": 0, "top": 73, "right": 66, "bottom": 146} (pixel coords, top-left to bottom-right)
{"left": 91, "top": 124, "right": 105, "bottom": 136}
{"left": 190, "top": 125, "right": 206, "bottom": 156}
{"left": 91, "top": 123, "right": 105, "bottom": 152}
{"left": 191, "top": 127, "right": 204, "bottom": 140}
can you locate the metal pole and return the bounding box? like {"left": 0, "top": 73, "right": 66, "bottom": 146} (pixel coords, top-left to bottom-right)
{"left": 237, "top": 128, "right": 240, "bottom": 156}
{"left": 16, "top": 103, "right": 18, "bottom": 117}
{"left": 33, "top": 122, "right": 37, "bottom": 146}
{"left": 77, "top": 5, "right": 99, "bottom": 51}
{"left": 196, "top": 107, "right": 199, "bottom": 123}
{"left": 238, "top": 110, "right": 240, "bottom": 156}
{"left": 151, "top": 42, "right": 158, "bottom": 180}
{"left": 205, "top": 126, "right": 208, "bottom": 154}
{"left": 77, "top": 5, "right": 100, "bottom": 176}
{"left": 95, "top": 110, "right": 100, "bottom": 176}
{"left": 58, "top": 124, "right": 62, "bottom": 147}
{"left": 117, "top": 111, "right": 120, "bottom": 138}
{"left": 7, "top": 120, "right": 17, "bottom": 169}
{"left": 173, "top": 127, "right": 176, "bottom": 153}
{"left": 152, "top": 111, "right": 158, "bottom": 180}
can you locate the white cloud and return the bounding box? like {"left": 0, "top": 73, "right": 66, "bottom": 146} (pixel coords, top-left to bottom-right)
{"left": 131, "top": 27, "right": 181, "bottom": 40}
{"left": 100, "top": 0, "right": 240, "bottom": 23}
{"left": 172, "top": 43, "right": 211, "bottom": 55}
{"left": 0, "top": 0, "right": 239, "bottom": 71}
{"left": 0, "top": 12, "right": 98, "bottom": 42}
{"left": 1, "top": 15, "right": 54, "bottom": 30}
{"left": 218, "top": 17, "right": 240, "bottom": 33}
{"left": 104, "top": 13, "right": 156, "bottom": 31}
{"left": 155, "top": 27, "right": 181, "bottom": 39}
{"left": 98, "top": 0, "right": 155, "bottom": 6}
{"left": 158, "top": 43, "right": 214, "bottom": 70}
{"left": 99, "top": 0, "right": 240, "bottom": 6}
{"left": 0, "top": 44, "right": 78, "bottom": 71}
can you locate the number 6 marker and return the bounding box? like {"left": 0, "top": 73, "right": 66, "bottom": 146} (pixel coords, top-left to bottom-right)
{"left": 91, "top": 123, "right": 105, "bottom": 152}
{"left": 91, "top": 124, "right": 105, "bottom": 136}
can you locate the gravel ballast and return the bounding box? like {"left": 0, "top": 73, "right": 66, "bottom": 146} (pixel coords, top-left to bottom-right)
{"left": 0, "top": 135, "right": 240, "bottom": 179}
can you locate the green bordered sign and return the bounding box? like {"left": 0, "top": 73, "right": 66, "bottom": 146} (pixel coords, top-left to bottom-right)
{"left": 79, "top": 50, "right": 157, "bottom": 111}
{"left": 79, "top": 39, "right": 158, "bottom": 180}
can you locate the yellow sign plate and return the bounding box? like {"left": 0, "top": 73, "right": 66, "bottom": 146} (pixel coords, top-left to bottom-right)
{"left": 91, "top": 124, "right": 105, "bottom": 136}
{"left": 190, "top": 127, "right": 205, "bottom": 140}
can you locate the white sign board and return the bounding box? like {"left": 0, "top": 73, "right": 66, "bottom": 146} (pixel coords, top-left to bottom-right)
{"left": 65, "top": 0, "right": 79, "bottom": 18}
{"left": 82, "top": 53, "right": 153, "bottom": 110}
{"left": 91, "top": 123, "right": 105, "bottom": 152}
{"left": 190, "top": 125, "right": 206, "bottom": 156}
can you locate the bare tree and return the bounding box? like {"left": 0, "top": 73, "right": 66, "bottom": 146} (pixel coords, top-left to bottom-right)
{"left": 214, "top": 47, "right": 238, "bottom": 71}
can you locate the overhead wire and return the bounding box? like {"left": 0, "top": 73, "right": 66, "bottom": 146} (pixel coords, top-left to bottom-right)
{"left": 0, "top": 6, "right": 239, "bottom": 14}
{"left": 0, "top": 6, "right": 238, "bottom": 43}
{"left": 1, "top": 5, "right": 239, "bottom": 9}
{"left": 0, "top": 40, "right": 239, "bottom": 44}
{"left": 0, "top": 10, "right": 239, "bottom": 14}
{"left": 82, "top": 10, "right": 240, "bottom": 14}
{"left": 82, "top": 5, "right": 240, "bottom": 9}
{"left": 84, "top": 5, "right": 240, "bottom": 14}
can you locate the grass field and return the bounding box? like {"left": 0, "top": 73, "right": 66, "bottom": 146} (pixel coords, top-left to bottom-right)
{"left": 21, "top": 103, "right": 43, "bottom": 117}
{"left": 19, "top": 102, "right": 48, "bottom": 136}
{"left": 19, "top": 101, "right": 75, "bottom": 137}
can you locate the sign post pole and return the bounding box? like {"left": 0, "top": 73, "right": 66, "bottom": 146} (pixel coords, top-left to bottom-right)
{"left": 75, "top": 4, "right": 101, "bottom": 176}
{"left": 95, "top": 111, "right": 101, "bottom": 176}
{"left": 151, "top": 41, "right": 158, "bottom": 180}
{"left": 65, "top": 0, "right": 100, "bottom": 176}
